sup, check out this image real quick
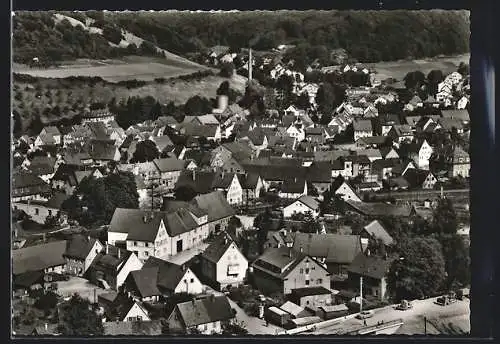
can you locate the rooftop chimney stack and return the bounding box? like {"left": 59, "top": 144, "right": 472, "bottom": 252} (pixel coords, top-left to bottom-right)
{"left": 118, "top": 249, "right": 121, "bottom": 259}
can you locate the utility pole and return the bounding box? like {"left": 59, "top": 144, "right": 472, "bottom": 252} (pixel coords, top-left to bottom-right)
{"left": 359, "top": 276, "right": 363, "bottom": 314}
{"left": 424, "top": 316, "right": 427, "bottom": 335}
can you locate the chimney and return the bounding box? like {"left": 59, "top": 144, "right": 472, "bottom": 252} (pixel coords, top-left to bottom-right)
{"left": 193, "top": 170, "right": 196, "bottom": 181}
{"left": 106, "top": 243, "right": 109, "bottom": 255}
{"left": 300, "top": 246, "right": 303, "bottom": 253}
{"left": 118, "top": 249, "right": 121, "bottom": 259}
{"left": 45, "top": 323, "right": 48, "bottom": 331}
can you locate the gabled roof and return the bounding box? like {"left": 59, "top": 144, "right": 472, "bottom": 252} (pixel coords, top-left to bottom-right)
{"left": 347, "top": 253, "right": 395, "bottom": 280}
{"left": 356, "top": 136, "right": 389, "bottom": 146}
{"left": 174, "top": 296, "right": 234, "bottom": 327}
{"left": 290, "top": 287, "right": 332, "bottom": 298}
{"left": 292, "top": 233, "right": 365, "bottom": 264}
{"left": 142, "top": 257, "right": 191, "bottom": 292}
{"left": 345, "top": 200, "right": 413, "bottom": 217}
{"left": 88, "top": 141, "right": 118, "bottom": 161}
{"left": 42, "top": 126, "right": 61, "bottom": 136}
{"left": 378, "top": 114, "right": 401, "bottom": 126}
{"left": 153, "top": 158, "right": 185, "bottom": 173}
{"left": 191, "top": 191, "right": 235, "bottom": 222}
{"left": 64, "top": 235, "right": 99, "bottom": 260}
{"left": 109, "top": 208, "right": 202, "bottom": 241}
{"left": 128, "top": 267, "right": 161, "bottom": 298}
{"left": 362, "top": 220, "right": 394, "bottom": 246}
{"left": 379, "top": 147, "right": 399, "bottom": 159}
{"left": 438, "top": 117, "right": 464, "bottom": 131}
{"left": 252, "top": 246, "right": 306, "bottom": 279}
{"left": 151, "top": 135, "right": 174, "bottom": 152}
{"left": 293, "top": 195, "right": 320, "bottom": 211}
{"left": 179, "top": 122, "right": 219, "bottom": 138}
{"left": 237, "top": 173, "right": 261, "bottom": 189}
{"left": 280, "top": 178, "right": 306, "bottom": 194}
{"left": 403, "top": 168, "right": 434, "bottom": 188}
{"left": 353, "top": 119, "right": 373, "bottom": 132}
{"left": 390, "top": 124, "right": 413, "bottom": 137}
{"left": 13, "top": 240, "right": 67, "bottom": 275}
{"left": 441, "top": 109, "right": 470, "bottom": 122}
{"left": 201, "top": 232, "right": 238, "bottom": 263}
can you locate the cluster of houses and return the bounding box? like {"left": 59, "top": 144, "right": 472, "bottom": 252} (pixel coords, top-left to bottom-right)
{"left": 12, "top": 56, "right": 470, "bottom": 335}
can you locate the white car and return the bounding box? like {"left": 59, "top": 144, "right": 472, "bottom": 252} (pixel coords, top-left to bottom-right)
{"left": 257, "top": 294, "right": 266, "bottom": 302}
{"left": 356, "top": 310, "right": 374, "bottom": 320}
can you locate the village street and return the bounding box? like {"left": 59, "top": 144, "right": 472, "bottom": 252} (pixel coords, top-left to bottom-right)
{"left": 312, "top": 297, "right": 470, "bottom": 335}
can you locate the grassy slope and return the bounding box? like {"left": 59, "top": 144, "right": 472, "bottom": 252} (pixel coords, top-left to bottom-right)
{"left": 12, "top": 73, "right": 247, "bottom": 131}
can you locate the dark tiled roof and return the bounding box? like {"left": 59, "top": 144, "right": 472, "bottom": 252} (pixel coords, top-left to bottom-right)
{"left": 292, "top": 233, "right": 365, "bottom": 264}
{"left": 64, "top": 235, "right": 99, "bottom": 260}
{"left": 362, "top": 220, "right": 394, "bottom": 246}
{"left": 153, "top": 157, "right": 185, "bottom": 173}
{"left": 128, "top": 266, "right": 161, "bottom": 297}
{"left": 345, "top": 200, "right": 413, "bottom": 217}
{"left": 14, "top": 270, "right": 45, "bottom": 288}
{"left": 347, "top": 253, "right": 395, "bottom": 280}
{"left": 201, "top": 232, "right": 235, "bottom": 263}
{"left": 175, "top": 295, "right": 234, "bottom": 328}
{"left": 192, "top": 191, "right": 235, "bottom": 222}
{"left": 353, "top": 119, "right": 373, "bottom": 132}
{"left": 252, "top": 247, "right": 305, "bottom": 279}
{"left": 280, "top": 179, "right": 306, "bottom": 194}
{"left": 12, "top": 240, "right": 67, "bottom": 275}
{"left": 403, "top": 169, "right": 433, "bottom": 188}
{"left": 290, "top": 286, "right": 332, "bottom": 297}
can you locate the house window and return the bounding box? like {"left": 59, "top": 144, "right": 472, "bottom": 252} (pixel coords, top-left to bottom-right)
{"left": 305, "top": 280, "right": 310, "bottom": 286}
{"left": 317, "top": 279, "right": 323, "bottom": 284}
{"left": 306, "top": 300, "right": 310, "bottom": 305}
{"left": 305, "top": 268, "right": 310, "bottom": 274}
{"left": 134, "top": 241, "right": 137, "bottom": 246}
{"left": 190, "top": 278, "right": 194, "bottom": 283}
{"left": 48, "top": 210, "right": 52, "bottom": 216}
{"left": 144, "top": 251, "right": 149, "bottom": 257}
{"left": 35, "top": 208, "right": 39, "bottom": 215}
{"left": 311, "top": 266, "right": 315, "bottom": 270}
{"left": 300, "top": 269, "right": 304, "bottom": 274}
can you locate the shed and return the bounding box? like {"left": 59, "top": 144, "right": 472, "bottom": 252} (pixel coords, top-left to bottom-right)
{"left": 265, "top": 306, "right": 291, "bottom": 327}
{"left": 285, "top": 316, "right": 322, "bottom": 329}
{"left": 317, "top": 304, "right": 349, "bottom": 320}
{"left": 279, "top": 301, "right": 310, "bottom": 319}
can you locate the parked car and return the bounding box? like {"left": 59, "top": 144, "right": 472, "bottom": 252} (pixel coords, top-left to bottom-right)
{"left": 257, "top": 294, "right": 266, "bottom": 302}
{"left": 396, "top": 299, "right": 413, "bottom": 310}
{"left": 356, "top": 310, "right": 374, "bottom": 319}
{"left": 436, "top": 294, "right": 457, "bottom": 306}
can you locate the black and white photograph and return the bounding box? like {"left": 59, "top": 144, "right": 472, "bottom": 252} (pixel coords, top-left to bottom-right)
{"left": 11, "top": 8, "right": 472, "bottom": 337}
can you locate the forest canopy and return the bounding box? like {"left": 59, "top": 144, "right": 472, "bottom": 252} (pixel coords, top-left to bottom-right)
{"left": 13, "top": 10, "right": 470, "bottom": 64}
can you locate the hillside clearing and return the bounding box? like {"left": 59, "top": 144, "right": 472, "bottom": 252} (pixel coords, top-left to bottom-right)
{"left": 367, "top": 54, "right": 470, "bottom": 81}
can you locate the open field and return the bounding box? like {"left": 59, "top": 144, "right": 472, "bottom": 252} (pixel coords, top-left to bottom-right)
{"left": 367, "top": 54, "right": 470, "bottom": 81}
{"left": 13, "top": 56, "right": 210, "bottom": 82}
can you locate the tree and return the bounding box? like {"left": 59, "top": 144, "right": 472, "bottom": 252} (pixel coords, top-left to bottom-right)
{"left": 184, "top": 95, "right": 213, "bottom": 116}
{"left": 295, "top": 92, "right": 310, "bottom": 110}
{"left": 219, "top": 62, "right": 235, "bottom": 78}
{"left": 404, "top": 71, "right": 426, "bottom": 91}
{"left": 217, "top": 81, "right": 230, "bottom": 96}
{"left": 254, "top": 208, "right": 273, "bottom": 254}
{"left": 431, "top": 197, "right": 458, "bottom": 235}
{"left": 174, "top": 185, "right": 197, "bottom": 202}
{"left": 34, "top": 290, "right": 59, "bottom": 311}
{"left": 315, "top": 83, "right": 336, "bottom": 114}
{"left": 301, "top": 212, "right": 322, "bottom": 234}
{"left": 427, "top": 69, "right": 444, "bottom": 95}
{"left": 130, "top": 140, "right": 159, "bottom": 163}
{"left": 438, "top": 233, "right": 470, "bottom": 289}
{"left": 457, "top": 62, "right": 469, "bottom": 76}
{"left": 388, "top": 237, "right": 446, "bottom": 301}
{"left": 57, "top": 294, "right": 104, "bottom": 336}
{"left": 222, "top": 320, "right": 249, "bottom": 335}
{"left": 61, "top": 172, "right": 139, "bottom": 226}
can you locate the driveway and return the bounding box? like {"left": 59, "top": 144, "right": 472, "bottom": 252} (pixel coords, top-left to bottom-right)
{"left": 55, "top": 277, "right": 108, "bottom": 303}
{"left": 203, "top": 285, "right": 283, "bottom": 335}
{"left": 314, "top": 297, "right": 470, "bottom": 335}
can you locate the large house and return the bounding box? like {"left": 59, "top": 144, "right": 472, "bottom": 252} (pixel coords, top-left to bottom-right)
{"left": 352, "top": 119, "right": 373, "bottom": 142}
{"left": 12, "top": 170, "right": 51, "bottom": 203}
{"left": 108, "top": 207, "right": 210, "bottom": 261}
{"left": 191, "top": 191, "right": 236, "bottom": 234}
{"left": 347, "top": 253, "right": 396, "bottom": 301}
{"left": 124, "top": 256, "right": 204, "bottom": 302}
{"left": 153, "top": 158, "right": 185, "bottom": 189}
{"left": 252, "top": 246, "right": 331, "bottom": 296}
{"left": 278, "top": 179, "right": 308, "bottom": 199}
{"left": 175, "top": 170, "right": 243, "bottom": 206}
{"left": 407, "top": 139, "right": 434, "bottom": 170}
{"left": 86, "top": 245, "right": 143, "bottom": 290}
{"left": 166, "top": 295, "right": 234, "bottom": 334}
{"left": 445, "top": 146, "right": 470, "bottom": 178}
{"left": 63, "top": 235, "right": 104, "bottom": 277}
{"left": 283, "top": 195, "right": 320, "bottom": 219}
{"left": 200, "top": 232, "right": 249, "bottom": 290}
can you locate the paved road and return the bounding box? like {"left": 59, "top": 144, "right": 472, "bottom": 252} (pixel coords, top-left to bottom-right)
{"left": 313, "top": 297, "right": 470, "bottom": 335}
{"left": 158, "top": 243, "right": 208, "bottom": 265}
